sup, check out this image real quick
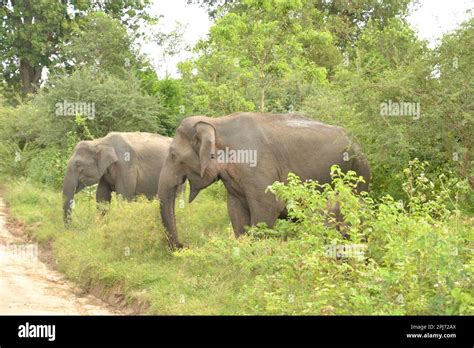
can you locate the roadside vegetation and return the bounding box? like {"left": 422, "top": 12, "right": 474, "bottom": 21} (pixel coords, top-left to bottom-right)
{"left": 3, "top": 161, "right": 472, "bottom": 314}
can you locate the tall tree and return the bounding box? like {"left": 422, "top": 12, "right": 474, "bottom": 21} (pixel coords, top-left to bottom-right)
{"left": 314, "top": 0, "right": 413, "bottom": 50}
{"left": 181, "top": 0, "right": 340, "bottom": 114}
{"left": 0, "top": 0, "right": 153, "bottom": 99}
{"left": 434, "top": 18, "right": 474, "bottom": 188}
{"left": 192, "top": 0, "right": 413, "bottom": 49}
{"left": 61, "top": 12, "right": 139, "bottom": 79}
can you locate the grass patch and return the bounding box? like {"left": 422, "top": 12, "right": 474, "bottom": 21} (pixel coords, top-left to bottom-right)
{"left": 2, "top": 170, "right": 473, "bottom": 315}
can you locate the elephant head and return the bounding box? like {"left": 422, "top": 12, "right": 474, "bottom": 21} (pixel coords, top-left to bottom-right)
{"left": 158, "top": 116, "right": 220, "bottom": 249}
{"left": 63, "top": 140, "right": 118, "bottom": 223}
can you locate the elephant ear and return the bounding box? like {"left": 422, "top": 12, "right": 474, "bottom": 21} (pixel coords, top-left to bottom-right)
{"left": 95, "top": 145, "right": 118, "bottom": 176}
{"left": 194, "top": 121, "right": 216, "bottom": 177}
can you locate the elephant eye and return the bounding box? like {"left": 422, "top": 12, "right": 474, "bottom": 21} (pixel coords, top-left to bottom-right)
{"left": 74, "top": 161, "right": 84, "bottom": 172}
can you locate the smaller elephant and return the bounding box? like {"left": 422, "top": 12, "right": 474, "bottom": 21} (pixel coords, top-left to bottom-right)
{"left": 62, "top": 132, "right": 181, "bottom": 223}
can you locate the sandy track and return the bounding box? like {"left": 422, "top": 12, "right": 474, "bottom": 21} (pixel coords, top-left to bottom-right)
{"left": 0, "top": 197, "right": 120, "bottom": 315}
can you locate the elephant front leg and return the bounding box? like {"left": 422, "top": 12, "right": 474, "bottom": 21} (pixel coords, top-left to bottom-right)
{"left": 227, "top": 193, "right": 250, "bottom": 238}
{"left": 96, "top": 178, "right": 112, "bottom": 216}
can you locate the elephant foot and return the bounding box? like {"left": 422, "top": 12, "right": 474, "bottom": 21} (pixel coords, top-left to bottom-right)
{"left": 169, "top": 240, "right": 184, "bottom": 251}
{"left": 175, "top": 242, "right": 184, "bottom": 249}
{"left": 63, "top": 217, "right": 72, "bottom": 227}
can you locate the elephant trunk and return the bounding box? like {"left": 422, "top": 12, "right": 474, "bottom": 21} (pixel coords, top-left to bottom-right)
{"left": 62, "top": 162, "right": 78, "bottom": 224}
{"left": 158, "top": 166, "right": 183, "bottom": 250}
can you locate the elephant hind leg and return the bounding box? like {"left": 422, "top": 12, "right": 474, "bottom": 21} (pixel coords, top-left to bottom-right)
{"left": 248, "top": 197, "right": 283, "bottom": 230}
{"left": 324, "top": 198, "right": 349, "bottom": 238}
{"left": 278, "top": 208, "right": 288, "bottom": 219}
{"left": 279, "top": 208, "right": 299, "bottom": 222}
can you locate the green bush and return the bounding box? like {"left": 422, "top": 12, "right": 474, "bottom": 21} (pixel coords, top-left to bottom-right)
{"left": 25, "top": 147, "right": 69, "bottom": 189}
{"left": 174, "top": 161, "right": 472, "bottom": 315}
{"left": 237, "top": 162, "right": 472, "bottom": 314}
{"left": 3, "top": 160, "right": 472, "bottom": 314}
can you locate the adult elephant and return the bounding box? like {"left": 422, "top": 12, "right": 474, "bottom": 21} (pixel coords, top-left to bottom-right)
{"left": 63, "top": 132, "right": 180, "bottom": 223}
{"left": 158, "top": 113, "right": 371, "bottom": 249}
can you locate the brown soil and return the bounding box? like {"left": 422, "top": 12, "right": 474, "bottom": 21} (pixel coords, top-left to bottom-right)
{"left": 0, "top": 197, "right": 123, "bottom": 315}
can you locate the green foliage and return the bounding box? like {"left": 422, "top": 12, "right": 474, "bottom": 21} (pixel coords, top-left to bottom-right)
{"left": 265, "top": 165, "right": 372, "bottom": 241}
{"left": 0, "top": 141, "right": 29, "bottom": 178}
{"left": 320, "top": 0, "right": 412, "bottom": 50}
{"left": 0, "top": 1, "right": 155, "bottom": 98}
{"left": 236, "top": 163, "right": 472, "bottom": 314}
{"left": 194, "top": 0, "right": 412, "bottom": 50}
{"left": 61, "top": 13, "right": 139, "bottom": 79}
{"left": 3, "top": 161, "right": 472, "bottom": 315}
{"left": 353, "top": 18, "right": 426, "bottom": 77}
{"left": 151, "top": 78, "right": 187, "bottom": 134}
{"left": 4, "top": 67, "right": 167, "bottom": 145}
{"left": 180, "top": 0, "right": 338, "bottom": 115}
{"left": 24, "top": 131, "right": 78, "bottom": 189}
{"left": 38, "top": 67, "right": 169, "bottom": 141}
{"left": 0, "top": 97, "right": 50, "bottom": 178}
{"left": 433, "top": 18, "right": 474, "bottom": 190}
{"left": 303, "top": 17, "right": 473, "bottom": 204}
{"left": 0, "top": 66, "right": 175, "bottom": 186}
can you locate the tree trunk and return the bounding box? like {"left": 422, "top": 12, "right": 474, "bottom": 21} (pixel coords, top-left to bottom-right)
{"left": 19, "top": 59, "right": 41, "bottom": 96}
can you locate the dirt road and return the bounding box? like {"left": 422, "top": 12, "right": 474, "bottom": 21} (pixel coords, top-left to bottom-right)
{"left": 0, "top": 197, "right": 119, "bottom": 315}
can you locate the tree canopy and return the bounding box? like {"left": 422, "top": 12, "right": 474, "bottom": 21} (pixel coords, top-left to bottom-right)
{"left": 0, "top": 0, "right": 154, "bottom": 98}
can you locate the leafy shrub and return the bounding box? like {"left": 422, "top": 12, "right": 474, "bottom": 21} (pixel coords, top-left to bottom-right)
{"left": 0, "top": 66, "right": 175, "bottom": 188}
{"left": 176, "top": 161, "right": 472, "bottom": 315}
{"left": 4, "top": 161, "right": 472, "bottom": 314}
{"left": 24, "top": 121, "right": 82, "bottom": 189}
